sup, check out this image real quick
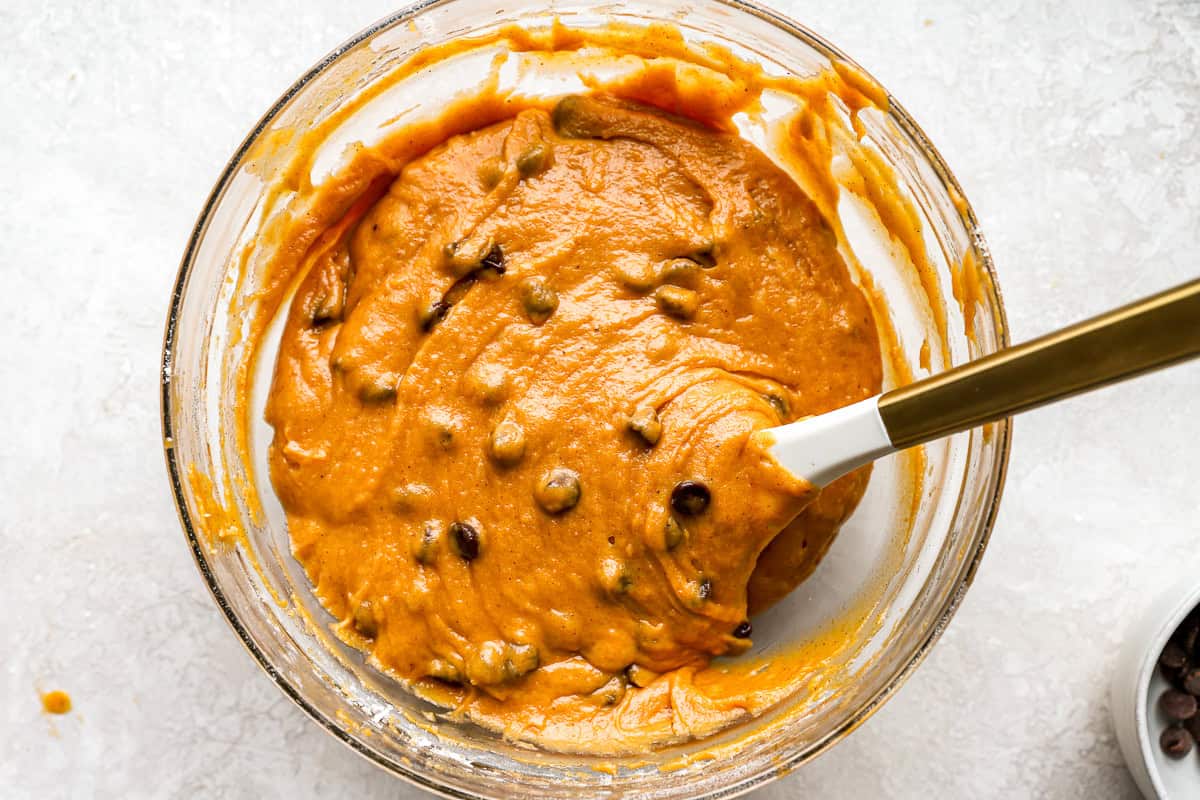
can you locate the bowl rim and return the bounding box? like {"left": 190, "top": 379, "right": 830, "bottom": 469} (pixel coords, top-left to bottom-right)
{"left": 159, "top": 1, "right": 1012, "bottom": 797}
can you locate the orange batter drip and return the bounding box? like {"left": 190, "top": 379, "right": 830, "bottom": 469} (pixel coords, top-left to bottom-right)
{"left": 265, "top": 94, "right": 881, "bottom": 750}
{"left": 41, "top": 690, "right": 71, "bottom": 715}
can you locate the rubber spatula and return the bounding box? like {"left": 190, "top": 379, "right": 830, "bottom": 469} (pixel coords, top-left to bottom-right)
{"left": 763, "top": 278, "right": 1200, "bottom": 486}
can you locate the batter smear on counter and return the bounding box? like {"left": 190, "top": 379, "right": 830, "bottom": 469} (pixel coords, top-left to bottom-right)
{"left": 265, "top": 94, "right": 882, "bottom": 751}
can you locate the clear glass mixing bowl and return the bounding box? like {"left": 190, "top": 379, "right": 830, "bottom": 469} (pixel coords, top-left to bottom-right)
{"left": 161, "top": 1, "right": 1010, "bottom": 797}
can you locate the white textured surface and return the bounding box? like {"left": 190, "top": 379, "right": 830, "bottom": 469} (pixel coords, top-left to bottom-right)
{"left": 2, "top": 1, "right": 1199, "bottom": 797}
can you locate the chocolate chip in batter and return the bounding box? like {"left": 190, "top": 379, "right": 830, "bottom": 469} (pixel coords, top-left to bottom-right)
{"left": 690, "top": 247, "right": 717, "bottom": 269}
{"left": 594, "top": 676, "right": 627, "bottom": 706}
{"left": 419, "top": 299, "right": 452, "bottom": 332}
{"left": 442, "top": 239, "right": 474, "bottom": 275}
{"left": 659, "top": 257, "right": 700, "bottom": 287}
{"left": 465, "top": 361, "right": 508, "bottom": 405}
{"left": 599, "top": 557, "right": 633, "bottom": 596}
{"left": 477, "top": 155, "right": 504, "bottom": 189}
{"left": 479, "top": 243, "right": 506, "bottom": 277}
{"left": 625, "top": 663, "right": 660, "bottom": 688}
{"left": 765, "top": 392, "right": 790, "bottom": 421}
{"left": 428, "top": 658, "right": 464, "bottom": 685}
{"left": 352, "top": 600, "right": 378, "bottom": 639}
{"left": 450, "top": 521, "right": 481, "bottom": 561}
{"left": 311, "top": 292, "right": 345, "bottom": 327}
{"left": 504, "top": 643, "right": 540, "bottom": 680}
{"left": 426, "top": 407, "right": 462, "bottom": 450}
{"left": 466, "top": 641, "right": 509, "bottom": 685}
{"left": 663, "top": 515, "right": 685, "bottom": 551}
{"left": 358, "top": 378, "right": 398, "bottom": 404}
{"left": 535, "top": 467, "right": 581, "bottom": 514}
{"left": 516, "top": 142, "right": 551, "bottom": 178}
{"left": 412, "top": 520, "right": 442, "bottom": 565}
{"left": 519, "top": 277, "right": 559, "bottom": 324}
{"left": 628, "top": 405, "right": 662, "bottom": 446}
{"left": 445, "top": 236, "right": 503, "bottom": 278}
{"left": 1161, "top": 689, "right": 1198, "bottom": 721}
{"left": 391, "top": 482, "right": 433, "bottom": 511}
{"left": 671, "top": 480, "right": 711, "bottom": 516}
{"left": 489, "top": 419, "right": 526, "bottom": 466}
{"left": 465, "top": 641, "right": 540, "bottom": 685}
{"left": 615, "top": 258, "right": 660, "bottom": 293}
{"left": 655, "top": 285, "right": 699, "bottom": 320}
{"left": 733, "top": 621, "right": 753, "bottom": 639}
{"left": 551, "top": 95, "right": 594, "bottom": 139}
{"left": 1161, "top": 726, "right": 1194, "bottom": 759}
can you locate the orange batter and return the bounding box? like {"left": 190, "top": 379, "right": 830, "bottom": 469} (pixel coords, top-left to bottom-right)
{"left": 264, "top": 94, "right": 882, "bottom": 751}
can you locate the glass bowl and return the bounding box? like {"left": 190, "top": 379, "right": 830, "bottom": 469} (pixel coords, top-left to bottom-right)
{"left": 160, "top": 0, "right": 1010, "bottom": 797}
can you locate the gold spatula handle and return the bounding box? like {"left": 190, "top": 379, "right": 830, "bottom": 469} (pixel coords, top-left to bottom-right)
{"left": 878, "top": 278, "right": 1200, "bottom": 450}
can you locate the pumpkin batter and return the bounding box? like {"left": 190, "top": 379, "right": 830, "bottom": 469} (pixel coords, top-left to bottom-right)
{"left": 265, "top": 94, "right": 882, "bottom": 750}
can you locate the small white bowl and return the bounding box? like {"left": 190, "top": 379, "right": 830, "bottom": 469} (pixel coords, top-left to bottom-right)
{"left": 1112, "top": 572, "right": 1200, "bottom": 798}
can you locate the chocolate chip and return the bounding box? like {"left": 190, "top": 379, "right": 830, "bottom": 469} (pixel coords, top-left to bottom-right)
{"left": 391, "top": 482, "right": 432, "bottom": 510}
{"left": 733, "top": 621, "right": 753, "bottom": 639}
{"left": 625, "top": 663, "right": 660, "bottom": 688}
{"left": 445, "top": 237, "right": 503, "bottom": 278}
{"left": 504, "top": 643, "right": 540, "bottom": 680}
{"left": 311, "top": 293, "right": 344, "bottom": 327}
{"left": 1161, "top": 689, "right": 1198, "bottom": 721}
{"left": 428, "top": 658, "right": 463, "bottom": 685}
{"left": 659, "top": 257, "right": 700, "bottom": 287}
{"left": 358, "top": 378, "right": 397, "bottom": 403}
{"left": 411, "top": 520, "right": 442, "bottom": 565}
{"left": 628, "top": 405, "right": 662, "bottom": 445}
{"left": 599, "top": 558, "right": 632, "bottom": 596}
{"left": 655, "top": 285, "right": 699, "bottom": 320}
{"left": 1162, "top": 641, "right": 1189, "bottom": 672}
{"left": 595, "top": 676, "right": 626, "bottom": 706}
{"left": 516, "top": 143, "right": 550, "bottom": 178}
{"left": 1182, "top": 668, "right": 1200, "bottom": 696}
{"left": 1161, "top": 726, "right": 1193, "bottom": 759}
{"left": 479, "top": 243, "right": 505, "bottom": 276}
{"left": 420, "top": 300, "right": 451, "bottom": 332}
{"left": 477, "top": 155, "right": 504, "bottom": 189}
{"left": 1186, "top": 714, "right": 1200, "bottom": 742}
{"left": 450, "top": 521, "right": 480, "bottom": 561}
{"left": 765, "top": 393, "right": 790, "bottom": 420}
{"left": 690, "top": 247, "right": 717, "bottom": 269}
{"left": 663, "top": 515, "right": 685, "bottom": 551}
{"left": 671, "top": 480, "right": 711, "bottom": 516}
{"left": 535, "top": 467, "right": 581, "bottom": 514}
{"left": 1184, "top": 623, "right": 1200, "bottom": 657}
{"left": 519, "top": 277, "right": 558, "bottom": 324}
{"left": 551, "top": 95, "right": 594, "bottom": 138}
{"left": 352, "top": 600, "right": 378, "bottom": 639}
{"left": 489, "top": 419, "right": 526, "bottom": 466}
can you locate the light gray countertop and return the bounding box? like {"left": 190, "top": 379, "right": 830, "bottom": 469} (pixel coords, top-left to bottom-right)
{"left": 3, "top": 1, "right": 1199, "bottom": 797}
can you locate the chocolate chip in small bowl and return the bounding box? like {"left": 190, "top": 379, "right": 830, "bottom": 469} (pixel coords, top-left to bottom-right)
{"left": 1153, "top": 607, "right": 1200, "bottom": 763}
{"left": 1115, "top": 582, "right": 1200, "bottom": 797}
